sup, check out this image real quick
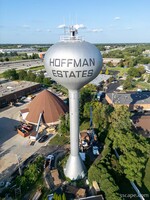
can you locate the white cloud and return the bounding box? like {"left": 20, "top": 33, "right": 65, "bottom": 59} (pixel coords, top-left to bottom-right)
{"left": 90, "top": 28, "right": 103, "bottom": 32}
{"left": 73, "top": 24, "right": 86, "bottom": 30}
{"left": 57, "top": 24, "right": 67, "bottom": 29}
{"left": 126, "top": 27, "right": 132, "bottom": 30}
{"left": 36, "top": 29, "right": 42, "bottom": 32}
{"left": 114, "top": 17, "right": 121, "bottom": 20}
{"left": 21, "top": 24, "right": 30, "bottom": 29}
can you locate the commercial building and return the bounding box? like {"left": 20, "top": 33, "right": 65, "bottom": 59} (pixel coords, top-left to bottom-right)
{"left": 105, "top": 92, "right": 150, "bottom": 111}
{"left": 0, "top": 80, "right": 41, "bottom": 108}
{"left": 20, "top": 89, "right": 68, "bottom": 125}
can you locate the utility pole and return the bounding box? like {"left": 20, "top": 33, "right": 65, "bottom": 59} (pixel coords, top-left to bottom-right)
{"left": 16, "top": 154, "right": 22, "bottom": 176}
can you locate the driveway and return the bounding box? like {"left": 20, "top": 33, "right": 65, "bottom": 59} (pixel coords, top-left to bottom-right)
{"left": 0, "top": 102, "right": 52, "bottom": 181}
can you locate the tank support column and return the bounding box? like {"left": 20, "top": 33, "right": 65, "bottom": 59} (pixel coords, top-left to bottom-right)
{"left": 64, "top": 90, "right": 86, "bottom": 180}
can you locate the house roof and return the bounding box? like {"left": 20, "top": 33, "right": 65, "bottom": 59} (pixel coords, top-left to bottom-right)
{"left": 51, "top": 169, "right": 61, "bottom": 186}
{"left": 25, "top": 89, "right": 68, "bottom": 124}
{"left": 106, "top": 92, "right": 150, "bottom": 105}
{"left": 90, "top": 74, "right": 111, "bottom": 86}
{"left": 20, "top": 108, "right": 29, "bottom": 113}
{"left": 132, "top": 114, "right": 150, "bottom": 132}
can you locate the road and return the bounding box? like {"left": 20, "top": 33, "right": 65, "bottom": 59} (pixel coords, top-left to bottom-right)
{"left": 0, "top": 59, "right": 44, "bottom": 73}
{"left": 0, "top": 101, "right": 54, "bottom": 181}
{"left": 106, "top": 81, "right": 121, "bottom": 93}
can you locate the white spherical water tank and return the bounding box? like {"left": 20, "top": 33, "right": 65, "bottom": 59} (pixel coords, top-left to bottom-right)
{"left": 44, "top": 28, "right": 103, "bottom": 180}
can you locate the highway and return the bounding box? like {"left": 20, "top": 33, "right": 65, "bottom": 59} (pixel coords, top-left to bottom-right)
{"left": 0, "top": 59, "right": 44, "bottom": 73}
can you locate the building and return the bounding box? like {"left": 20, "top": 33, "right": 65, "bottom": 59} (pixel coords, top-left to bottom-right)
{"left": 21, "top": 89, "right": 68, "bottom": 125}
{"left": 132, "top": 114, "right": 150, "bottom": 133}
{"left": 0, "top": 80, "right": 41, "bottom": 108}
{"left": 103, "top": 58, "right": 122, "bottom": 65}
{"left": 0, "top": 47, "right": 36, "bottom": 54}
{"left": 105, "top": 92, "right": 150, "bottom": 111}
{"left": 50, "top": 169, "right": 62, "bottom": 187}
{"left": 90, "top": 74, "right": 112, "bottom": 86}
{"left": 143, "top": 64, "right": 150, "bottom": 74}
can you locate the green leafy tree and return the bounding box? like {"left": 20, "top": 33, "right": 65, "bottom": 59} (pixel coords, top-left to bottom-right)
{"left": 43, "top": 77, "right": 52, "bottom": 86}
{"left": 3, "top": 69, "right": 18, "bottom": 80}
{"left": 24, "top": 163, "right": 39, "bottom": 184}
{"left": 117, "top": 60, "right": 124, "bottom": 68}
{"left": 18, "top": 70, "right": 27, "bottom": 80}
{"left": 108, "top": 105, "right": 150, "bottom": 186}
{"left": 137, "top": 66, "right": 146, "bottom": 74}
{"left": 53, "top": 193, "right": 57, "bottom": 200}
{"left": 62, "top": 193, "right": 66, "bottom": 200}
{"left": 105, "top": 68, "right": 109, "bottom": 75}
{"left": 108, "top": 61, "right": 114, "bottom": 67}
{"left": 127, "top": 68, "right": 141, "bottom": 77}
{"left": 88, "top": 163, "right": 121, "bottom": 200}
{"left": 5, "top": 57, "right": 9, "bottom": 61}
{"left": 109, "top": 105, "right": 132, "bottom": 133}
{"left": 147, "top": 75, "right": 150, "bottom": 83}
{"left": 58, "top": 113, "right": 69, "bottom": 136}
{"left": 35, "top": 72, "right": 44, "bottom": 83}
{"left": 27, "top": 71, "right": 36, "bottom": 82}
{"left": 80, "top": 86, "right": 95, "bottom": 120}
{"left": 123, "top": 76, "right": 134, "bottom": 90}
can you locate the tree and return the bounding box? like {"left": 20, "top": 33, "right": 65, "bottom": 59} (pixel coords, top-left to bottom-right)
{"left": 5, "top": 57, "right": 9, "bottom": 61}
{"left": 127, "top": 68, "right": 141, "bottom": 77}
{"left": 27, "top": 71, "right": 36, "bottom": 82}
{"left": 137, "top": 66, "right": 146, "bottom": 74}
{"left": 3, "top": 69, "right": 18, "bottom": 80}
{"left": 62, "top": 193, "right": 66, "bottom": 200}
{"left": 80, "top": 86, "right": 95, "bottom": 120}
{"left": 58, "top": 113, "right": 70, "bottom": 136}
{"left": 117, "top": 60, "right": 124, "bottom": 68}
{"left": 105, "top": 68, "right": 109, "bottom": 75}
{"left": 108, "top": 105, "right": 150, "bottom": 186}
{"left": 43, "top": 77, "right": 52, "bottom": 86}
{"left": 35, "top": 72, "right": 44, "bottom": 83}
{"left": 123, "top": 76, "right": 134, "bottom": 90}
{"left": 148, "top": 75, "right": 150, "bottom": 83}
{"left": 109, "top": 105, "right": 132, "bottom": 133}
{"left": 107, "top": 61, "right": 114, "bottom": 67}
{"left": 92, "top": 102, "right": 110, "bottom": 130}
{"left": 88, "top": 163, "right": 121, "bottom": 200}
{"left": 18, "top": 70, "right": 27, "bottom": 80}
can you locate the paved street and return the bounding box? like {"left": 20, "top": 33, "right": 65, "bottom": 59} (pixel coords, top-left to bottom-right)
{"left": 0, "top": 59, "right": 44, "bottom": 73}
{"left": 0, "top": 102, "right": 53, "bottom": 181}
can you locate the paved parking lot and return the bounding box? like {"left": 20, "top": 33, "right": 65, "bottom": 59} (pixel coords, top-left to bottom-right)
{"left": 0, "top": 102, "right": 52, "bottom": 181}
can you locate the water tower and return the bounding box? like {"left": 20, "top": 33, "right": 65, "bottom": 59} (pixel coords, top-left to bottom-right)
{"left": 44, "top": 26, "right": 103, "bottom": 180}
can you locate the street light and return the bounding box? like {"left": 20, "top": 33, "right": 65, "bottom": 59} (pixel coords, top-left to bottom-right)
{"left": 16, "top": 154, "right": 22, "bottom": 176}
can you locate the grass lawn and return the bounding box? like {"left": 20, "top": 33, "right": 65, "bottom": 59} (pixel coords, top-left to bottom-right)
{"left": 28, "top": 65, "right": 44, "bottom": 71}
{"left": 107, "top": 66, "right": 129, "bottom": 76}
{"left": 49, "top": 133, "right": 69, "bottom": 146}
{"left": 136, "top": 81, "right": 150, "bottom": 90}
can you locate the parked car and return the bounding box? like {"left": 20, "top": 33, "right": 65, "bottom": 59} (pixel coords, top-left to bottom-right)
{"left": 38, "top": 135, "right": 48, "bottom": 143}
{"left": 22, "top": 124, "right": 33, "bottom": 131}
{"left": 44, "top": 155, "right": 54, "bottom": 169}
{"left": 93, "top": 146, "right": 99, "bottom": 155}
{"left": 46, "top": 154, "right": 54, "bottom": 160}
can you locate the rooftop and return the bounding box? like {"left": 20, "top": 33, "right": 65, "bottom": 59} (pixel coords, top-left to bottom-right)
{"left": 106, "top": 92, "right": 150, "bottom": 105}
{"left": 90, "top": 74, "right": 111, "bottom": 86}
{"left": 0, "top": 80, "right": 40, "bottom": 98}
{"left": 132, "top": 114, "right": 150, "bottom": 132}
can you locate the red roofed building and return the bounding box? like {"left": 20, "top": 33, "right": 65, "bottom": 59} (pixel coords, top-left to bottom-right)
{"left": 20, "top": 89, "right": 68, "bottom": 125}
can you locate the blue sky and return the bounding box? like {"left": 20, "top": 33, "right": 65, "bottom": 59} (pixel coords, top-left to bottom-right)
{"left": 0, "top": 0, "right": 150, "bottom": 44}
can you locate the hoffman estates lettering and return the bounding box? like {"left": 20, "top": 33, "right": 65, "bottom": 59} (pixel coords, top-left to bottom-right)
{"left": 49, "top": 58, "right": 95, "bottom": 67}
